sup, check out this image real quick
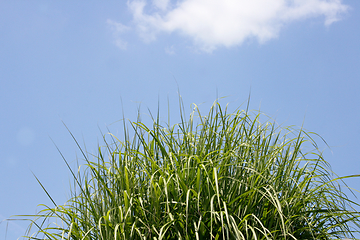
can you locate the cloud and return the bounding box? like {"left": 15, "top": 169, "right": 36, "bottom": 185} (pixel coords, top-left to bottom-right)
{"left": 107, "top": 19, "right": 131, "bottom": 50}
{"left": 165, "top": 45, "right": 176, "bottom": 55}
{"left": 121, "top": 0, "right": 349, "bottom": 52}
{"left": 153, "top": 0, "right": 170, "bottom": 11}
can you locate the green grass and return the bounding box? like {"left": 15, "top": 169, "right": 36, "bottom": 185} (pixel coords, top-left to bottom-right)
{"left": 17, "top": 99, "right": 360, "bottom": 239}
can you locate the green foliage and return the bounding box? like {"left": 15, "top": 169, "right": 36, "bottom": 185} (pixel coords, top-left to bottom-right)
{"left": 19, "top": 100, "right": 360, "bottom": 239}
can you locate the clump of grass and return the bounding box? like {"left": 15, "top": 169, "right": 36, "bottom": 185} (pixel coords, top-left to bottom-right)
{"left": 19, "top": 100, "right": 360, "bottom": 239}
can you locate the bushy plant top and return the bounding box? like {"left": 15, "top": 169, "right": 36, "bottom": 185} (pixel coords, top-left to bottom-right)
{"left": 19, "top": 100, "right": 360, "bottom": 239}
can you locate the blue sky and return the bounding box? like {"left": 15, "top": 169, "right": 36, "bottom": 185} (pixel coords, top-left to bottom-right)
{"left": 1, "top": 0, "right": 359, "bottom": 238}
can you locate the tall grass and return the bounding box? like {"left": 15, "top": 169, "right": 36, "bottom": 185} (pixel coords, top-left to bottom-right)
{"left": 19, "top": 100, "right": 360, "bottom": 239}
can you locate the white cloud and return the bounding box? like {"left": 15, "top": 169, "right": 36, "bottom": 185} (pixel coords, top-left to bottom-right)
{"left": 165, "top": 45, "right": 176, "bottom": 55}
{"left": 107, "top": 19, "right": 131, "bottom": 50}
{"left": 115, "top": 39, "right": 128, "bottom": 50}
{"left": 152, "top": 0, "right": 170, "bottom": 11}
{"left": 123, "top": 0, "right": 349, "bottom": 52}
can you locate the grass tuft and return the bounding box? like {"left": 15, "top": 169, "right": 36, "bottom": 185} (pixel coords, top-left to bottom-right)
{"left": 16, "top": 99, "right": 360, "bottom": 239}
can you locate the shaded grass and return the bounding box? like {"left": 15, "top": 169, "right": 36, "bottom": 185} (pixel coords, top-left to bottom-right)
{"left": 16, "top": 99, "right": 360, "bottom": 239}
